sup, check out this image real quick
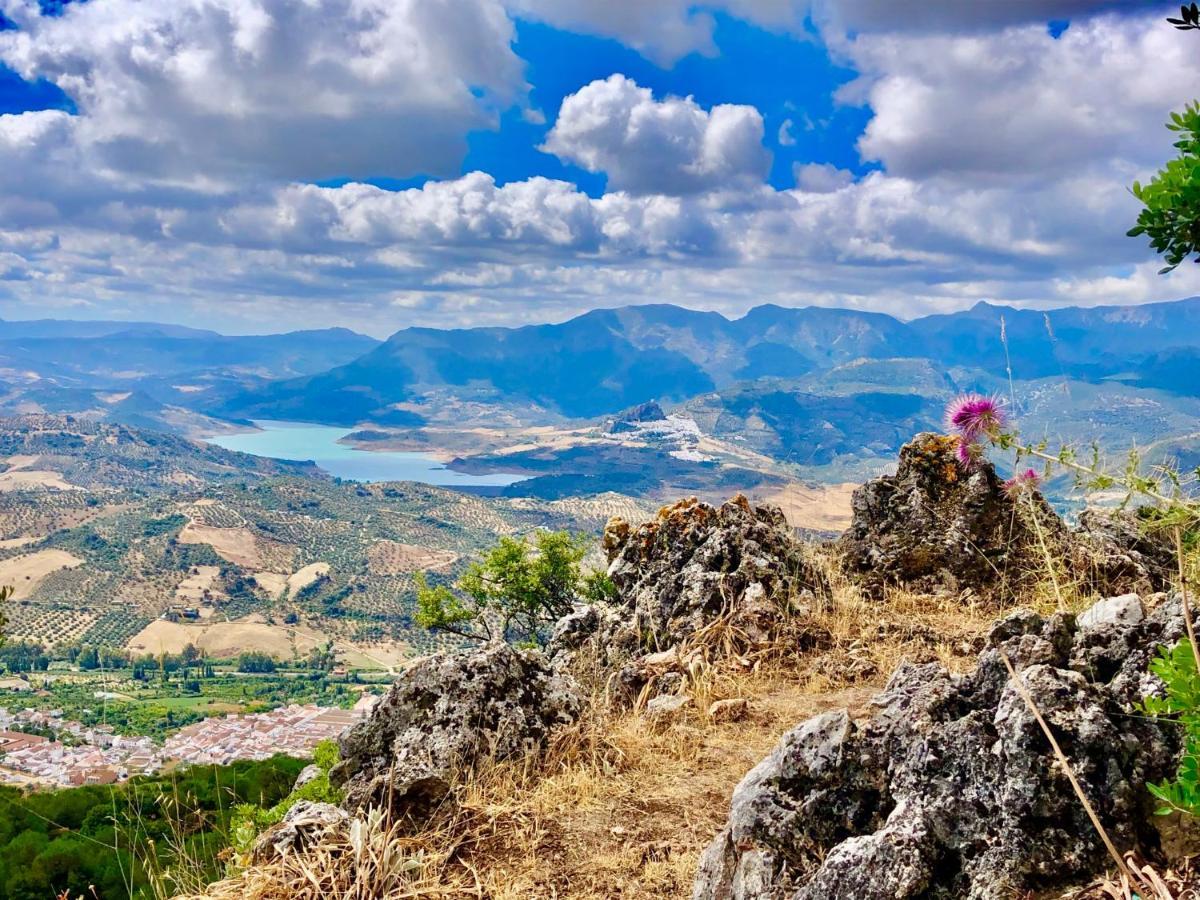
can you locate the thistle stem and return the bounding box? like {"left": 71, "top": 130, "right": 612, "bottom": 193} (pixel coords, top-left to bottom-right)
{"left": 1174, "top": 527, "right": 1200, "bottom": 678}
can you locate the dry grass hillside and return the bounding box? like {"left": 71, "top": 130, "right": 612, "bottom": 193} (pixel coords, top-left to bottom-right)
{"left": 179, "top": 551, "right": 1136, "bottom": 900}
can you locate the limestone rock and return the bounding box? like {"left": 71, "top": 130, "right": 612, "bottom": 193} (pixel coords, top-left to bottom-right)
{"left": 1077, "top": 593, "right": 1144, "bottom": 631}
{"left": 707, "top": 698, "right": 749, "bottom": 723}
{"left": 836, "top": 433, "right": 1067, "bottom": 598}
{"left": 1071, "top": 509, "right": 1176, "bottom": 597}
{"left": 553, "top": 495, "right": 829, "bottom": 695}
{"left": 694, "top": 601, "right": 1188, "bottom": 899}
{"left": 330, "top": 642, "right": 581, "bottom": 816}
{"left": 252, "top": 801, "right": 349, "bottom": 862}
{"left": 292, "top": 763, "right": 323, "bottom": 791}
{"left": 603, "top": 494, "right": 827, "bottom": 650}
{"left": 645, "top": 693, "right": 693, "bottom": 722}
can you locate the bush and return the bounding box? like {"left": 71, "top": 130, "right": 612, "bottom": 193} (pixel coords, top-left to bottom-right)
{"left": 1145, "top": 638, "right": 1200, "bottom": 815}
{"left": 414, "top": 530, "right": 605, "bottom": 645}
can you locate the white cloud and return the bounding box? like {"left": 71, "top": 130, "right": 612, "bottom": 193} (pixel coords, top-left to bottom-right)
{"left": 507, "top": 0, "right": 809, "bottom": 64}
{"left": 0, "top": 2, "right": 1196, "bottom": 333}
{"left": 777, "top": 119, "right": 797, "bottom": 146}
{"left": 840, "top": 13, "right": 1199, "bottom": 180}
{"left": 542, "top": 74, "right": 771, "bottom": 195}
{"left": 794, "top": 161, "right": 853, "bottom": 192}
{"left": 0, "top": 0, "right": 525, "bottom": 184}
{"left": 814, "top": 0, "right": 1132, "bottom": 34}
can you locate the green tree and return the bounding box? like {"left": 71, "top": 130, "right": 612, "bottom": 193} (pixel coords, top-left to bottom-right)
{"left": 1128, "top": 100, "right": 1200, "bottom": 272}
{"left": 415, "top": 530, "right": 610, "bottom": 645}
{"left": 0, "top": 584, "right": 9, "bottom": 648}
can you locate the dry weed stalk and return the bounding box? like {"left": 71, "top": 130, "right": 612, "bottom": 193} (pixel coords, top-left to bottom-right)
{"left": 999, "top": 651, "right": 1177, "bottom": 900}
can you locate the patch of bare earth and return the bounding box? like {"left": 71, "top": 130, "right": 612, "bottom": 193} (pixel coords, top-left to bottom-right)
{"left": 126, "top": 618, "right": 328, "bottom": 658}
{"left": 287, "top": 562, "right": 331, "bottom": 595}
{"left": 761, "top": 481, "right": 858, "bottom": 533}
{"left": 0, "top": 469, "right": 81, "bottom": 492}
{"left": 178, "top": 522, "right": 296, "bottom": 570}
{"left": 0, "top": 549, "right": 84, "bottom": 599}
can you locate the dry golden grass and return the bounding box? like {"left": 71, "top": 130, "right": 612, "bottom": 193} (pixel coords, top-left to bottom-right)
{"left": 179, "top": 547, "right": 1061, "bottom": 900}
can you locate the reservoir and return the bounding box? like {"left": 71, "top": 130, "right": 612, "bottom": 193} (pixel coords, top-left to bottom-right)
{"left": 206, "top": 420, "right": 526, "bottom": 488}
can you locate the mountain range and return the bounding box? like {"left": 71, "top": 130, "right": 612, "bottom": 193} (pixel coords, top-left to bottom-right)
{"left": 213, "top": 297, "right": 1200, "bottom": 425}
{"left": 3, "top": 298, "right": 1200, "bottom": 485}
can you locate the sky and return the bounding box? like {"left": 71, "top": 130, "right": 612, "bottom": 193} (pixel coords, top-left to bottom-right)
{"left": 0, "top": 0, "right": 1196, "bottom": 336}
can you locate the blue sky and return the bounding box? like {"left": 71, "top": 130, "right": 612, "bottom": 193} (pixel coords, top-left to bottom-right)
{"left": 0, "top": 1, "right": 1193, "bottom": 335}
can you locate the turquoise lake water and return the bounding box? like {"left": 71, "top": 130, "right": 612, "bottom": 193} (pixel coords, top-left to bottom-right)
{"left": 206, "top": 420, "right": 526, "bottom": 487}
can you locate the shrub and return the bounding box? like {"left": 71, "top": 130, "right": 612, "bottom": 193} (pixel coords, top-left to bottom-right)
{"left": 414, "top": 530, "right": 606, "bottom": 645}
{"left": 1129, "top": 100, "right": 1200, "bottom": 273}
{"left": 1145, "top": 639, "right": 1200, "bottom": 816}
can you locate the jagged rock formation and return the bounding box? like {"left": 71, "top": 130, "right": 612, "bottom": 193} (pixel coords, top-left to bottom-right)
{"left": 606, "top": 495, "right": 826, "bottom": 647}
{"left": 551, "top": 496, "right": 829, "bottom": 681}
{"left": 837, "top": 433, "right": 1177, "bottom": 601}
{"left": 694, "top": 596, "right": 1187, "bottom": 900}
{"left": 836, "top": 433, "right": 1068, "bottom": 598}
{"left": 606, "top": 399, "right": 668, "bottom": 433}
{"left": 330, "top": 642, "right": 581, "bottom": 816}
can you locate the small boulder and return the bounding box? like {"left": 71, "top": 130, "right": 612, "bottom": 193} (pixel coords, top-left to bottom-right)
{"left": 292, "top": 763, "right": 323, "bottom": 791}
{"left": 707, "top": 698, "right": 750, "bottom": 723}
{"left": 252, "top": 801, "right": 349, "bottom": 862}
{"left": 645, "top": 693, "right": 693, "bottom": 723}
{"left": 1077, "top": 593, "right": 1144, "bottom": 631}
{"left": 331, "top": 642, "right": 581, "bottom": 816}
{"left": 1071, "top": 509, "right": 1176, "bottom": 597}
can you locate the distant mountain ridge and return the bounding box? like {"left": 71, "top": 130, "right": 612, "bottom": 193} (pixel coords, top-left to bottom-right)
{"left": 7, "top": 298, "right": 1200, "bottom": 434}
{"left": 218, "top": 296, "right": 1200, "bottom": 424}
{"left": 0, "top": 320, "right": 381, "bottom": 435}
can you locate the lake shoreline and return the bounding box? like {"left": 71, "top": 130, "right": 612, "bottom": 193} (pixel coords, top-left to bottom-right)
{"left": 203, "top": 420, "right": 528, "bottom": 488}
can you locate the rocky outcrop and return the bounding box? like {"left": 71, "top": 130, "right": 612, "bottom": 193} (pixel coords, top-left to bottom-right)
{"left": 330, "top": 642, "right": 581, "bottom": 816}
{"left": 837, "top": 433, "right": 1176, "bottom": 601}
{"left": 836, "top": 433, "right": 1068, "bottom": 598}
{"left": 550, "top": 496, "right": 829, "bottom": 691}
{"left": 694, "top": 596, "right": 1188, "bottom": 900}
{"left": 605, "top": 495, "right": 826, "bottom": 648}
{"left": 607, "top": 400, "right": 667, "bottom": 433}
{"left": 252, "top": 801, "right": 350, "bottom": 862}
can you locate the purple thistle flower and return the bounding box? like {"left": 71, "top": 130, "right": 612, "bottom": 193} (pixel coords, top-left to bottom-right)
{"left": 944, "top": 393, "right": 1007, "bottom": 442}
{"left": 1003, "top": 468, "right": 1040, "bottom": 497}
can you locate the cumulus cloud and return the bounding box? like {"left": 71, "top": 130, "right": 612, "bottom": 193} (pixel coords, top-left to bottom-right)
{"left": 542, "top": 74, "right": 771, "bottom": 195}
{"left": 0, "top": 1, "right": 1195, "bottom": 332}
{"left": 507, "top": 0, "right": 808, "bottom": 64}
{"left": 0, "top": 0, "right": 525, "bottom": 184}
{"left": 841, "top": 13, "right": 1200, "bottom": 180}
{"left": 814, "top": 0, "right": 1133, "bottom": 34}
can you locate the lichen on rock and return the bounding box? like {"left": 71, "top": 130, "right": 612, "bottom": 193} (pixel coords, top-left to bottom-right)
{"left": 549, "top": 494, "right": 830, "bottom": 695}
{"left": 330, "top": 641, "right": 581, "bottom": 817}
{"left": 836, "top": 432, "right": 1068, "bottom": 598}
{"left": 694, "top": 596, "right": 1189, "bottom": 899}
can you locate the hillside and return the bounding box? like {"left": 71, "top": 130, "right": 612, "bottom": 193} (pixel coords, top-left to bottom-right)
{"left": 0, "top": 325, "right": 380, "bottom": 436}
{"left": 175, "top": 449, "right": 1199, "bottom": 900}
{"left": 0, "top": 416, "right": 654, "bottom": 665}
